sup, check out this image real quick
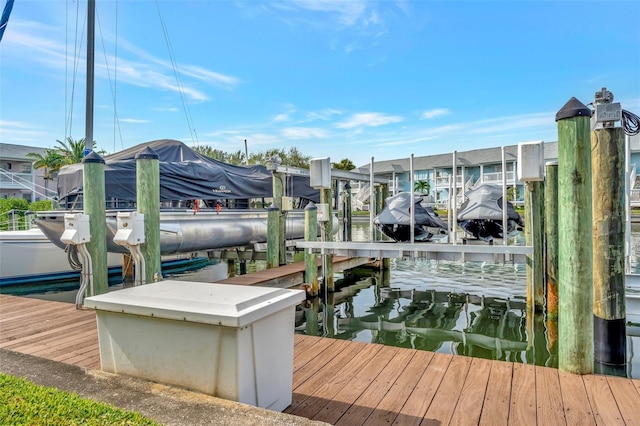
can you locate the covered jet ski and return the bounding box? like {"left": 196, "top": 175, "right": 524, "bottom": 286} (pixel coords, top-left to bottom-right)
{"left": 374, "top": 192, "right": 448, "bottom": 242}
{"left": 457, "top": 184, "right": 524, "bottom": 242}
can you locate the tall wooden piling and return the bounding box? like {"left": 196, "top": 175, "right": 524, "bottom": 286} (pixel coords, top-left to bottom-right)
{"left": 321, "top": 187, "right": 334, "bottom": 291}
{"left": 525, "top": 181, "right": 545, "bottom": 311}
{"left": 267, "top": 205, "right": 280, "bottom": 269}
{"left": 304, "top": 202, "right": 319, "bottom": 296}
{"left": 545, "top": 161, "right": 559, "bottom": 362}
{"left": 380, "top": 183, "right": 391, "bottom": 269}
{"left": 271, "top": 171, "right": 286, "bottom": 266}
{"left": 556, "top": 97, "right": 593, "bottom": 374}
{"left": 136, "top": 147, "right": 161, "bottom": 283}
{"left": 545, "top": 161, "right": 559, "bottom": 319}
{"left": 591, "top": 126, "right": 626, "bottom": 375}
{"left": 82, "top": 151, "right": 108, "bottom": 295}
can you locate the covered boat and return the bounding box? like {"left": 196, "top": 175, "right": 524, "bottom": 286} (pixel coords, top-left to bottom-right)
{"left": 55, "top": 139, "right": 319, "bottom": 207}
{"left": 35, "top": 139, "right": 334, "bottom": 254}
{"left": 374, "top": 192, "right": 448, "bottom": 242}
{"left": 457, "top": 184, "right": 524, "bottom": 242}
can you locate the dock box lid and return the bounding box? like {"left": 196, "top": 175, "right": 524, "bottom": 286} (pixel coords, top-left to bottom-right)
{"left": 84, "top": 280, "right": 306, "bottom": 328}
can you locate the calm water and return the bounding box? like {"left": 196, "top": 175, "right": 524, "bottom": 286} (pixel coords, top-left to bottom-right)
{"left": 27, "top": 221, "right": 640, "bottom": 379}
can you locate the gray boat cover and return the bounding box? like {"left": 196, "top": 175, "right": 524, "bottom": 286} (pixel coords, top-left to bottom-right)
{"left": 457, "top": 184, "right": 521, "bottom": 222}
{"left": 56, "top": 139, "right": 320, "bottom": 203}
{"left": 374, "top": 192, "right": 447, "bottom": 228}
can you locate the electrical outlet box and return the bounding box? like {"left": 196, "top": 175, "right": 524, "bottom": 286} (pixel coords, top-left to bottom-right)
{"left": 595, "top": 102, "right": 621, "bottom": 123}
{"left": 517, "top": 141, "right": 545, "bottom": 182}
{"left": 61, "top": 213, "right": 91, "bottom": 245}
{"left": 114, "top": 211, "right": 146, "bottom": 246}
{"left": 281, "top": 196, "right": 294, "bottom": 211}
{"left": 316, "top": 203, "right": 330, "bottom": 222}
{"left": 310, "top": 157, "right": 331, "bottom": 189}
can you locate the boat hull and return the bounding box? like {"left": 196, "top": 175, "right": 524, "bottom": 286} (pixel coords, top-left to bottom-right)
{"left": 35, "top": 209, "right": 334, "bottom": 255}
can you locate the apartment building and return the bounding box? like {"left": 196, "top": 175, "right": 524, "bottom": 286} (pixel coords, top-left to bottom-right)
{"left": 0, "top": 143, "right": 54, "bottom": 201}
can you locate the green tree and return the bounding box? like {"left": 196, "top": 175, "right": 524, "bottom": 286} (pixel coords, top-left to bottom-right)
{"left": 414, "top": 180, "right": 430, "bottom": 194}
{"left": 507, "top": 185, "right": 520, "bottom": 202}
{"left": 55, "top": 137, "right": 93, "bottom": 164}
{"left": 332, "top": 158, "right": 356, "bottom": 170}
{"left": 249, "top": 147, "right": 311, "bottom": 168}
{"left": 26, "top": 149, "right": 64, "bottom": 196}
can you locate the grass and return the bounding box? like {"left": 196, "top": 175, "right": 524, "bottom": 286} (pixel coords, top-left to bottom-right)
{"left": 0, "top": 373, "right": 160, "bottom": 426}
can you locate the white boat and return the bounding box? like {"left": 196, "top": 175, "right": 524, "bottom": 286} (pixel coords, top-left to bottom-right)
{"left": 34, "top": 208, "right": 337, "bottom": 255}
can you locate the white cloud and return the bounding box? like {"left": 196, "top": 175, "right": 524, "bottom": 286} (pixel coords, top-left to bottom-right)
{"left": 119, "top": 118, "right": 150, "bottom": 124}
{"left": 281, "top": 127, "right": 328, "bottom": 139}
{"left": 273, "top": 113, "right": 290, "bottom": 122}
{"left": 336, "top": 112, "right": 403, "bottom": 129}
{"left": 305, "top": 108, "right": 342, "bottom": 121}
{"left": 421, "top": 108, "right": 451, "bottom": 119}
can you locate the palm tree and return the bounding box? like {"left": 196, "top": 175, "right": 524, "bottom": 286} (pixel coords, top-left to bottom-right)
{"left": 414, "top": 180, "right": 430, "bottom": 195}
{"left": 332, "top": 158, "right": 356, "bottom": 171}
{"left": 26, "top": 149, "right": 64, "bottom": 195}
{"left": 55, "top": 137, "right": 92, "bottom": 165}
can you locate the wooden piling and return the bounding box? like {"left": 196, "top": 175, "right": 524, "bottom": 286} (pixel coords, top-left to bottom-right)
{"left": 272, "top": 171, "right": 286, "bottom": 266}
{"left": 267, "top": 205, "right": 280, "bottom": 269}
{"left": 545, "top": 161, "right": 559, "bottom": 319}
{"left": 227, "top": 259, "right": 236, "bottom": 278}
{"left": 136, "top": 147, "right": 161, "bottom": 283}
{"left": 304, "top": 202, "right": 319, "bottom": 296}
{"left": 545, "top": 161, "right": 559, "bottom": 363}
{"left": 82, "top": 152, "right": 108, "bottom": 295}
{"left": 321, "top": 187, "right": 334, "bottom": 291}
{"left": 525, "top": 181, "right": 545, "bottom": 311}
{"left": 591, "top": 126, "right": 627, "bottom": 375}
{"left": 556, "top": 97, "right": 593, "bottom": 374}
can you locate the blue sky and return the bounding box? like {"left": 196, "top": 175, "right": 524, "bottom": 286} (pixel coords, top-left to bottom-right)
{"left": 1, "top": 1, "right": 639, "bottom": 167}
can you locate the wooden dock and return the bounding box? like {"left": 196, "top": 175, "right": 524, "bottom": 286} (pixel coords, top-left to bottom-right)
{"left": 218, "top": 255, "right": 370, "bottom": 287}
{"left": 1, "top": 294, "right": 639, "bottom": 425}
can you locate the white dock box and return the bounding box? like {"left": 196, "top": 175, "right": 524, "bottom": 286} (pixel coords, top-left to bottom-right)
{"left": 84, "top": 280, "right": 306, "bottom": 411}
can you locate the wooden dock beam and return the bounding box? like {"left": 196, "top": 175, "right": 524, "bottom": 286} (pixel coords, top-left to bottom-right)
{"left": 304, "top": 203, "right": 319, "bottom": 296}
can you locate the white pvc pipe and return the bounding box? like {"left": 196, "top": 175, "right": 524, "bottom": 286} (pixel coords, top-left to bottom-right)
{"left": 626, "top": 134, "right": 631, "bottom": 274}
{"left": 410, "top": 154, "right": 415, "bottom": 243}
{"left": 502, "top": 147, "right": 508, "bottom": 246}
{"left": 370, "top": 157, "right": 375, "bottom": 242}
{"left": 452, "top": 151, "right": 457, "bottom": 245}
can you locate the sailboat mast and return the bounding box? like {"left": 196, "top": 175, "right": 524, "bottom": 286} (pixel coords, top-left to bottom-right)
{"left": 85, "top": 0, "right": 95, "bottom": 153}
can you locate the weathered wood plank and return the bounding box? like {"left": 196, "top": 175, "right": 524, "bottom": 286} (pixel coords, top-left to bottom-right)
{"left": 605, "top": 376, "right": 640, "bottom": 425}
{"left": 535, "top": 365, "right": 566, "bottom": 425}
{"left": 424, "top": 355, "right": 472, "bottom": 425}
{"left": 291, "top": 338, "right": 355, "bottom": 390}
{"left": 289, "top": 343, "right": 383, "bottom": 419}
{"left": 557, "top": 371, "right": 595, "bottom": 426}
{"left": 583, "top": 374, "right": 624, "bottom": 425}
{"left": 509, "top": 363, "right": 537, "bottom": 425}
{"left": 311, "top": 346, "right": 401, "bottom": 424}
{"left": 449, "top": 357, "right": 492, "bottom": 426}
{"left": 362, "top": 349, "right": 434, "bottom": 426}
{"left": 478, "top": 360, "right": 513, "bottom": 426}
{"left": 392, "top": 352, "right": 453, "bottom": 425}
{"left": 335, "top": 347, "right": 416, "bottom": 425}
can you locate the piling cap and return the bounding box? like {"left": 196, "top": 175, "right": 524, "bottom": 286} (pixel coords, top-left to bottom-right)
{"left": 135, "top": 146, "right": 159, "bottom": 160}
{"left": 268, "top": 204, "right": 280, "bottom": 211}
{"left": 305, "top": 202, "right": 317, "bottom": 211}
{"left": 82, "top": 150, "right": 105, "bottom": 164}
{"left": 555, "top": 97, "right": 592, "bottom": 121}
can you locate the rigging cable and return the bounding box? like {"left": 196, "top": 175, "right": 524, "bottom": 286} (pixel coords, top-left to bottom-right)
{"left": 96, "top": 2, "right": 124, "bottom": 151}
{"left": 65, "top": 0, "right": 85, "bottom": 140}
{"left": 154, "top": 0, "right": 199, "bottom": 146}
